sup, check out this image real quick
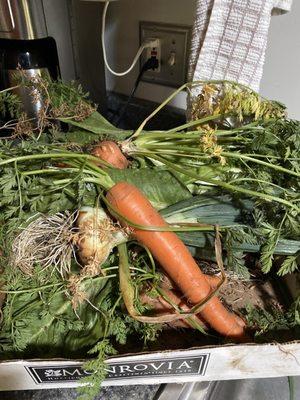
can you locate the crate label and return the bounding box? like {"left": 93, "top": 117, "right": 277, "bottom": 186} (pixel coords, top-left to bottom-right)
{"left": 26, "top": 354, "right": 210, "bottom": 383}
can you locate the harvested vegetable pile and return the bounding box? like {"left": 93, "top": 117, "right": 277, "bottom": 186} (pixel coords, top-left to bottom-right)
{"left": 0, "top": 77, "right": 299, "bottom": 398}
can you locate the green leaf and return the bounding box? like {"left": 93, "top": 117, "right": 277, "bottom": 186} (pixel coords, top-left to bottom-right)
{"left": 54, "top": 129, "right": 103, "bottom": 145}
{"left": 108, "top": 168, "right": 191, "bottom": 209}
{"left": 77, "top": 339, "right": 117, "bottom": 400}
{"left": 59, "top": 111, "right": 132, "bottom": 141}
{"left": 161, "top": 194, "right": 251, "bottom": 224}
{"left": 260, "top": 227, "right": 280, "bottom": 273}
{"left": 277, "top": 253, "right": 299, "bottom": 276}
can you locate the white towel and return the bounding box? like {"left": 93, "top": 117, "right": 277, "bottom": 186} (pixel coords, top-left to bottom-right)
{"left": 188, "top": 0, "right": 293, "bottom": 96}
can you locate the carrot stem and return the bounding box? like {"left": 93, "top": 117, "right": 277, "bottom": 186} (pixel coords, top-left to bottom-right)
{"left": 155, "top": 286, "right": 207, "bottom": 333}
{"left": 147, "top": 154, "right": 299, "bottom": 212}
{"left": 222, "top": 151, "right": 300, "bottom": 178}
{"left": 189, "top": 228, "right": 226, "bottom": 314}
{"left": 117, "top": 243, "right": 193, "bottom": 323}
{"left": 131, "top": 79, "right": 265, "bottom": 140}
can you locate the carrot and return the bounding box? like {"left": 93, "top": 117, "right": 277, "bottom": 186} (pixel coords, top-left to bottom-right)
{"left": 141, "top": 274, "right": 221, "bottom": 329}
{"left": 203, "top": 274, "right": 221, "bottom": 288}
{"left": 91, "top": 141, "right": 129, "bottom": 169}
{"left": 161, "top": 271, "right": 221, "bottom": 291}
{"left": 107, "top": 181, "right": 247, "bottom": 340}
{"left": 140, "top": 287, "right": 207, "bottom": 329}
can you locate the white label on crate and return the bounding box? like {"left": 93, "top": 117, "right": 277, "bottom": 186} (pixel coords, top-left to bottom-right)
{"left": 25, "top": 354, "right": 210, "bottom": 384}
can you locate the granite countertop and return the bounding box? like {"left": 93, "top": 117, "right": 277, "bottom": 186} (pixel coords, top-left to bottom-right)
{"left": 1, "top": 385, "right": 160, "bottom": 400}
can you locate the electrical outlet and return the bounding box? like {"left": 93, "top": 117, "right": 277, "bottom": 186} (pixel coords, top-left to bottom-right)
{"left": 140, "top": 21, "right": 191, "bottom": 88}
{"left": 145, "top": 38, "right": 161, "bottom": 72}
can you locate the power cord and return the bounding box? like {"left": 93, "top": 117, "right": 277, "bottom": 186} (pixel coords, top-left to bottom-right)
{"left": 114, "top": 56, "right": 159, "bottom": 126}
{"left": 102, "top": 1, "right": 158, "bottom": 76}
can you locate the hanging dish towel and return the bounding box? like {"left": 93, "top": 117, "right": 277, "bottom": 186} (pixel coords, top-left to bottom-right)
{"left": 188, "top": 0, "right": 293, "bottom": 96}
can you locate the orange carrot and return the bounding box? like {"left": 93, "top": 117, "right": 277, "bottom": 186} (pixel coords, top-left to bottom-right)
{"left": 203, "top": 274, "right": 221, "bottom": 288}
{"left": 161, "top": 272, "right": 221, "bottom": 291}
{"left": 140, "top": 287, "right": 207, "bottom": 329}
{"left": 141, "top": 274, "right": 221, "bottom": 329}
{"left": 107, "top": 181, "right": 247, "bottom": 340}
{"left": 91, "top": 141, "right": 129, "bottom": 169}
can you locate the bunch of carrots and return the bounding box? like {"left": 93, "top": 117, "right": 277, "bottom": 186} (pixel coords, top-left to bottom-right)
{"left": 0, "top": 145, "right": 247, "bottom": 341}
{"left": 1, "top": 78, "right": 299, "bottom": 352}
{"left": 91, "top": 143, "right": 247, "bottom": 340}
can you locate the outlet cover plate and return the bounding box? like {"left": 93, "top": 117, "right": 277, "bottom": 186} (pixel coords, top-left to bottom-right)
{"left": 139, "top": 21, "right": 191, "bottom": 88}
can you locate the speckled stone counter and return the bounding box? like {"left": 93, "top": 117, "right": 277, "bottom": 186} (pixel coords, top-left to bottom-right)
{"left": 1, "top": 385, "right": 160, "bottom": 399}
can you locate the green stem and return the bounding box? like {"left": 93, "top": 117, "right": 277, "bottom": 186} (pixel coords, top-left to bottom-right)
{"left": 0, "top": 282, "right": 64, "bottom": 294}
{"left": 147, "top": 154, "right": 299, "bottom": 212}
{"left": 0, "top": 85, "right": 20, "bottom": 94}
{"left": 22, "top": 166, "right": 104, "bottom": 183}
{"left": 243, "top": 154, "right": 298, "bottom": 160}
{"left": 141, "top": 144, "right": 203, "bottom": 152}
{"left": 0, "top": 152, "right": 100, "bottom": 167}
{"left": 136, "top": 132, "right": 201, "bottom": 143}
{"left": 165, "top": 113, "right": 227, "bottom": 133}
{"left": 0, "top": 152, "right": 115, "bottom": 190}
{"left": 227, "top": 177, "right": 289, "bottom": 192}
{"left": 14, "top": 161, "right": 23, "bottom": 215}
{"left": 138, "top": 149, "right": 212, "bottom": 160}
{"left": 137, "top": 144, "right": 300, "bottom": 177}
{"left": 135, "top": 125, "right": 256, "bottom": 144}
{"left": 131, "top": 82, "right": 188, "bottom": 139}
{"left": 222, "top": 152, "right": 300, "bottom": 178}
{"left": 288, "top": 376, "right": 295, "bottom": 400}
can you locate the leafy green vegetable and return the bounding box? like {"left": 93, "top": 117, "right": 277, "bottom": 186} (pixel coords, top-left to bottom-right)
{"left": 0, "top": 263, "right": 113, "bottom": 357}
{"left": 77, "top": 340, "right": 117, "bottom": 400}
{"left": 60, "top": 111, "right": 132, "bottom": 141}
{"left": 245, "top": 297, "right": 300, "bottom": 341}
{"left": 109, "top": 168, "right": 191, "bottom": 209}
{"left": 161, "top": 194, "right": 300, "bottom": 277}
{"left": 1, "top": 77, "right": 300, "bottom": 400}
{"left": 190, "top": 81, "right": 286, "bottom": 123}
{"left": 0, "top": 90, "right": 21, "bottom": 119}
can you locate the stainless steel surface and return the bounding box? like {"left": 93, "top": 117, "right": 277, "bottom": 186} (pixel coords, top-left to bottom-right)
{"left": 140, "top": 21, "right": 191, "bottom": 88}
{"left": 207, "top": 377, "right": 295, "bottom": 400}
{"left": 156, "top": 382, "right": 211, "bottom": 400}
{"left": 156, "top": 377, "right": 300, "bottom": 400}
{"left": 8, "top": 67, "right": 50, "bottom": 120}
{"left": 0, "top": 0, "right": 106, "bottom": 109}
{"left": 0, "top": 0, "right": 47, "bottom": 39}
{"left": 0, "top": 1, "right": 15, "bottom": 34}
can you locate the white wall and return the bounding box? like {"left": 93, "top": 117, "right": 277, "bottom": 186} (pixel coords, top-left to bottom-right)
{"left": 105, "top": 0, "right": 196, "bottom": 108}
{"left": 106, "top": 0, "right": 300, "bottom": 117}
{"left": 260, "top": 1, "right": 300, "bottom": 119}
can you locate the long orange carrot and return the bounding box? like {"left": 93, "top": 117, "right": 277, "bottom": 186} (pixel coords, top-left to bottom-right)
{"left": 91, "top": 141, "right": 129, "bottom": 169}
{"left": 160, "top": 272, "right": 221, "bottom": 292}
{"left": 141, "top": 274, "right": 221, "bottom": 329}
{"left": 107, "top": 181, "right": 247, "bottom": 340}
{"left": 140, "top": 287, "right": 207, "bottom": 329}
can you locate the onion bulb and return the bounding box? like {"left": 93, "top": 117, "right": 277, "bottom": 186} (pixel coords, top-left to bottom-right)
{"left": 76, "top": 206, "right": 128, "bottom": 276}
